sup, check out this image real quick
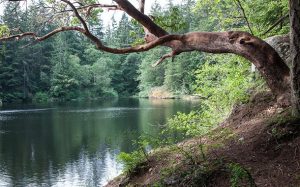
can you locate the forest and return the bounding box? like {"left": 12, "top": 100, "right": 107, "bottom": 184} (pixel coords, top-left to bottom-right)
{"left": 0, "top": 0, "right": 290, "bottom": 103}
{"left": 0, "top": 0, "right": 300, "bottom": 186}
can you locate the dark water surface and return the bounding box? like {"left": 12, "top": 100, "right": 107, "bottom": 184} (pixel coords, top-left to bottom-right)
{"left": 0, "top": 98, "right": 198, "bottom": 186}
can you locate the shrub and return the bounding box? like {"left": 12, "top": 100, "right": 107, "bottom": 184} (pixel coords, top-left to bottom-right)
{"left": 33, "top": 92, "right": 50, "bottom": 103}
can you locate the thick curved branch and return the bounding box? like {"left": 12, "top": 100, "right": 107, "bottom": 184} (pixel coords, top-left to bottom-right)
{"left": 113, "top": 0, "right": 168, "bottom": 37}
{"left": 97, "top": 34, "right": 183, "bottom": 53}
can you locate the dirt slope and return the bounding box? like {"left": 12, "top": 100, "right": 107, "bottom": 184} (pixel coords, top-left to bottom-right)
{"left": 106, "top": 91, "right": 300, "bottom": 187}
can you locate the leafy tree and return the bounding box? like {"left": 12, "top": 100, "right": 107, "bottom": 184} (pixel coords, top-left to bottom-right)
{"left": 90, "top": 58, "right": 115, "bottom": 97}
{"left": 50, "top": 54, "right": 81, "bottom": 100}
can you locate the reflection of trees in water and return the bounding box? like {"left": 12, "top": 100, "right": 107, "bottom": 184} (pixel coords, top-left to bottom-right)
{"left": 46, "top": 148, "right": 122, "bottom": 186}
{"left": 0, "top": 131, "right": 124, "bottom": 186}
{"left": 0, "top": 99, "right": 196, "bottom": 186}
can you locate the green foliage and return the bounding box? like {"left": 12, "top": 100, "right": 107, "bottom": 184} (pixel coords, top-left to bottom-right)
{"left": 33, "top": 92, "right": 50, "bottom": 103}
{"left": 228, "top": 163, "right": 255, "bottom": 187}
{"left": 194, "top": 55, "right": 254, "bottom": 124}
{"left": 166, "top": 54, "right": 256, "bottom": 137}
{"left": 164, "top": 52, "right": 200, "bottom": 94}
{"left": 246, "top": 0, "right": 289, "bottom": 36}
{"left": 138, "top": 48, "right": 167, "bottom": 97}
{"left": 194, "top": 0, "right": 244, "bottom": 31}
{"left": 194, "top": 0, "right": 289, "bottom": 36}
{"left": 196, "top": 56, "right": 252, "bottom": 96}
{"left": 0, "top": 24, "right": 9, "bottom": 37}
{"left": 167, "top": 111, "right": 210, "bottom": 137}
{"left": 117, "top": 135, "right": 151, "bottom": 174}
{"left": 117, "top": 151, "right": 147, "bottom": 174}
{"left": 50, "top": 54, "right": 81, "bottom": 100}
{"left": 70, "top": 17, "right": 80, "bottom": 26}
{"left": 153, "top": 6, "right": 188, "bottom": 32}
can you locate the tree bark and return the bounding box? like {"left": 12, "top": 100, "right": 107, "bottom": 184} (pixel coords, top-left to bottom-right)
{"left": 290, "top": 0, "right": 300, "bottom": 115}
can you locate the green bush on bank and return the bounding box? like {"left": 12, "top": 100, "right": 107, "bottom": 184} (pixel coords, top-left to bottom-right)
{"left": 32, "top": 92, "right": 50, "bottom": 103}
{"left": 167, "top": 54, "right": 262, "bottom": 136}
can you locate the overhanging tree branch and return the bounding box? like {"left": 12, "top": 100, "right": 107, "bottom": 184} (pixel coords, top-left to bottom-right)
{"left": 113, "top": 0, "right": 168, "bottom": 37}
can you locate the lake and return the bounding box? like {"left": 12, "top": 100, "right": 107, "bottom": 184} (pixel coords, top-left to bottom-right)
{"left": 0, "top": 98, "right": 198, "bottom": 187}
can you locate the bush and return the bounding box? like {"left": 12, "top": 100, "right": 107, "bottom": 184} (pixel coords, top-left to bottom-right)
{"left": 33, "top": 92, "right": 50, "bottom": 103}
{"left": 166, "top": 54, "right": 263, "bottom": 137}
{"left": 117, "top": 151, "right": 147, "bottom": 174}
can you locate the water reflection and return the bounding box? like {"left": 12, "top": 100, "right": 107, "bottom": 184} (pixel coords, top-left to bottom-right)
{"left": 0, "top": 98, "right": 198, "bottom": 186}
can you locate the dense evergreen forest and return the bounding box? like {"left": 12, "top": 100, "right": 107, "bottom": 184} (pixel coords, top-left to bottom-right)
{"left": 0, "top": 0, "right": 289, "bottom": 103}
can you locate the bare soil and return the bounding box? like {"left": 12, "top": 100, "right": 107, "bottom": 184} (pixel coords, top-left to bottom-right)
{"left": 106, "top": 91, "right": 300, "bottom": 187}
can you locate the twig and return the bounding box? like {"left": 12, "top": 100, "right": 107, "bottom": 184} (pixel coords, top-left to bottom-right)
{"left": 234, "top": 0, "right": 254, "bottom": 35}
{"left": 261, "top": 14, "right": 289, "bottom": 36}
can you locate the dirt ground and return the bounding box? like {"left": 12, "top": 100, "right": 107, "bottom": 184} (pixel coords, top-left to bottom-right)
{"left": 106, "top": 91, "right": 300, "bottom": 187}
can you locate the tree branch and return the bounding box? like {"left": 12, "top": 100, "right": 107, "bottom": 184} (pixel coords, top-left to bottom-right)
{"left": 59, "top": 0, "right": 104, "bottom": 49}
{"left": 234, "top": 0, "right": 254, "bottom": 35}
{"left": 86, "top": 4, "right": 122, "bottom": 17}
{"left": 113, "top": 0, "right": 168, "bottom": 37}
{"left": 53, "top": 4, "right": 122, "bottom": 15}
{"left": 261, "top": 14, "right": 289, "bottom": 36}
{"left": 61, "top": 0, "right": 89, "bottom": 32}
{"left": 0, "top": 26, "right": 86, "bottom": 42}
{"left": 152, "top": 50, "right": 181, "bottom": 67}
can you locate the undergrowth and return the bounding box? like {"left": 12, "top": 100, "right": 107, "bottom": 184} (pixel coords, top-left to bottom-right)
{"left": 117, "top": 54, "right": 266, "bottom": 183}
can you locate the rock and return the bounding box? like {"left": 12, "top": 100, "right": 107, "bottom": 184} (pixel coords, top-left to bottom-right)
{"left": 265, "top": 34, "right": 291, "bottom": 66}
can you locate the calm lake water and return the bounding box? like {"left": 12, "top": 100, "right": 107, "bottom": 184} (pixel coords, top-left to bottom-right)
{"left": 0, "top": 98, "right": 198, "bottom": 187}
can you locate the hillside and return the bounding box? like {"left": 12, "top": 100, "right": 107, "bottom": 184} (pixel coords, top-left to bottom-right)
{"left": 106, "top": 91, "right": 300, "bottom": 186}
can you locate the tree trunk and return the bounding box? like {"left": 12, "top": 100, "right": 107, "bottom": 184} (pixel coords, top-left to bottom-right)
{"left": 290, "top": 0, "right": 300, "bottom": 115}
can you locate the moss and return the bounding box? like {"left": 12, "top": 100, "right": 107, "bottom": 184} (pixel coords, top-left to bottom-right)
{"left": 227, "top": 163, "right": 256, "bottom": 187}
